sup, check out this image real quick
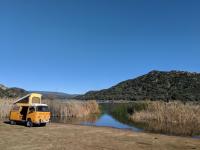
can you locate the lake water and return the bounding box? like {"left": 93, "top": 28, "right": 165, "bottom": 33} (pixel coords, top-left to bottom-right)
{"left": 51, "top": 103, "right": 200, "bottom": 138}
{"left": 81, "top": 113, "right": 143, "bottom": 132}
{"left": 51, "top": 103, "right": 144, "bottom": 132}
{"left": 52, "top": 113, "right": 143, "bottom": 132}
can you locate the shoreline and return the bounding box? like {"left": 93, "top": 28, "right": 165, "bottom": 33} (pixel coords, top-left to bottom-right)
{"left": 0, "top": 121, "right": 199, "bottom": 150}
{"left": 2, "top": 118, "right": 200, "bottom": 139}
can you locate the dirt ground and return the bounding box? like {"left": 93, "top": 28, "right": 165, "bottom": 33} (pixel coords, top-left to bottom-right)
{"left": 0, "top": 121, "right": 199, "bottom": 150}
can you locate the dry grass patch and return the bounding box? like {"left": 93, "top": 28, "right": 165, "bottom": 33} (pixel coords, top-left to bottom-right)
{"left": 0, "top": 99, "right": 14, "bottom": 119}
{"left": 0, "top": 98, "right": 99, "bottom": 119}
{"left": 131, "top": 101, "right": 200, "bottom": 136}
{"left": 41, "top": 99, "right": 99, "bottom": 117}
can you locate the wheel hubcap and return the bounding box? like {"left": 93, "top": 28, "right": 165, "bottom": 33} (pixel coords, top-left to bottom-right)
{"left": 27, "top": 121, "right": 31, "bottom": 127}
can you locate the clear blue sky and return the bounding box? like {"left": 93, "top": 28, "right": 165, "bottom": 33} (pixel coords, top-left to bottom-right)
{"left": 0, "top": 0, "right": 199, "bottom": 94}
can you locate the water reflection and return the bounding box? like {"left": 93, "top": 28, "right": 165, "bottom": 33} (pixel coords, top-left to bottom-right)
{"left": 81, "top": 113, "right": 143, "bottom": 132}
{"left": 51, "top": 103, "right": 145, "bottom": 131}
{"left": 45, "top": 102, "right": 200, "bottom": 137}
{"left": 51, "top": 112, "right": 143, "bottom": 132}
{"left": 51, "top": 114, "right": 101, "bottom": 124}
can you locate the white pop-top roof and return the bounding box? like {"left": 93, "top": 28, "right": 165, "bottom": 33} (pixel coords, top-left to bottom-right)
{"left": 14, "top": 93, "right": 42, "bottom": 104}
{"left": 31, "top": 103, "right": 48, "bottom": 107}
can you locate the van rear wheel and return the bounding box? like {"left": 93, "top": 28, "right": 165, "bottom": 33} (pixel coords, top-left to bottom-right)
{"left": 10, "top": 120, "right": 16, "bottom": 125}
{"left": 26, "top": 120, "right": 33, "bottom": 127}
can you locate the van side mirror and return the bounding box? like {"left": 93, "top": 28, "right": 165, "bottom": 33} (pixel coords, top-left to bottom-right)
{"left": 29, "top": 107, "right": 35, "bottom": 114}
{"left": 29, "top": 111, "right": 33, "bottom": 114}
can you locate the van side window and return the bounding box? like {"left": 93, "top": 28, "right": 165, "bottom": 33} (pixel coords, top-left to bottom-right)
{"left": 36, "top": 106, "right": 49, "bottom": 112}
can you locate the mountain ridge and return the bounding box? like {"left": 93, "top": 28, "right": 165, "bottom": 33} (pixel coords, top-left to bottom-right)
{"left": 0, "top": 85, "right": 28, "bottom": 98}
{"left": 76, "top": 70, "right": 200, "bottom": 101}
{"left": 30, "top": 91, "right": 78, "bottom": 99}
{"left": 0, "top": 84, "right": 76, "bottom": 99}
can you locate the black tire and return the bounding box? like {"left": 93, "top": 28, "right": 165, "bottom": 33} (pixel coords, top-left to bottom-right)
{"left": 40, "top": 123, "right": 46, "bottom": 127}
{"left": 26, "top": 120, "right": 33, "bottom": 127}
{"left": 10, "top": 120, "right": 16, "bottom": 125}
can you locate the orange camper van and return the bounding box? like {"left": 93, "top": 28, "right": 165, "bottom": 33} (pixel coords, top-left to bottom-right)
{"left": 9, "top": 93, "right": 50, "bottom": 127}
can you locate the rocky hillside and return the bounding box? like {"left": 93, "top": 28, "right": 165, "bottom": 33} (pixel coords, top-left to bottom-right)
{"left": 0, "top": 84, "right": 28, "bottom": 98}
{"left": 77, "top": 70, "right": 200, "bottom": 101}
{"left": 0, "top": 84, "right": 75, "bottom": 99}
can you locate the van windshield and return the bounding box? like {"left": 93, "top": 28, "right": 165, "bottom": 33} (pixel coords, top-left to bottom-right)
{"left": 36, "top": 106, "right": 49, "bottom": 112}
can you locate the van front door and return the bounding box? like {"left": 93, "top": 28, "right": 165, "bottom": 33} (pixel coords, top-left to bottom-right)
{"left": 20, "top": 107, "right": 29, "bottom": 120}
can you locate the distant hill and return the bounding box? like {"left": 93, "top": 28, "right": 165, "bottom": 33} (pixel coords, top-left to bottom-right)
{"left": 0, "top": 85, "right": 28, "bottom": 98}
{"left": 76, "top": 70, "right": 200, "bottom": 101}
{"left": 30, "top": 91, "right": 77, "bottom": 100}
{"left": 0, "top": 84, "right": 76, "bottom": 99}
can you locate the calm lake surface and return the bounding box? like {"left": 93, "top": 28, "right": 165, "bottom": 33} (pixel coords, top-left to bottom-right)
{"left": 51, "top": 103, "right": 200, "bottom": 138}
{"left": 52, "top": 113, "right": 143, "bottom": 131}
{"left": 51, "top": 103, "right": 144, "bottom": 132}
{"left": 52, "top": 113, "right": 143, "bottom": 132}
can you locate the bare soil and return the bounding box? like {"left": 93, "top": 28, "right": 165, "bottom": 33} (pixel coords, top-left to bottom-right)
{"left": 0, "top": 121, "right": 199, "bottom": 150}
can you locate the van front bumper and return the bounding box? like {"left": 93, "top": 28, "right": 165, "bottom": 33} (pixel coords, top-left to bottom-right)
{"left": 34, "top": 120, "right": 50, "bottom": 124}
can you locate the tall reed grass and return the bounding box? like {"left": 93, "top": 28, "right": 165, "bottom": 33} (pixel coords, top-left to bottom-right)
{"left": 0, "top": 98, "right": 99, "bottom": 119}
{"left": 0, "top": 99, "right": 14, "bottom": 118}
{"left": 44, "top": 99, "right": 100, "bottom": 117}
{"left": 131, "top": 101, "right": 200, "bottom": 136}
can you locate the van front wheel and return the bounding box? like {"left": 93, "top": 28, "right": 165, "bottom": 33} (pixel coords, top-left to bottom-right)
{"left": 40, "top": 123, "right": 46, "bottom": 127}
{"left": 26, "top": 120, "right": 33, "bottom": 127}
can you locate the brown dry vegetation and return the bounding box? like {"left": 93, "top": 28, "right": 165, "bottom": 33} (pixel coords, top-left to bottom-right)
{"left": 43, "top": 99, "right": 100, "bottom": 117}
{"left": 0, "top": 98, "right": 99, "bottom": 118}
{"left": 0, "top": 99, "right": 14, "bottom": 118}
{"left": 131, "top": 101, "right": 200, "bottom": 136}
